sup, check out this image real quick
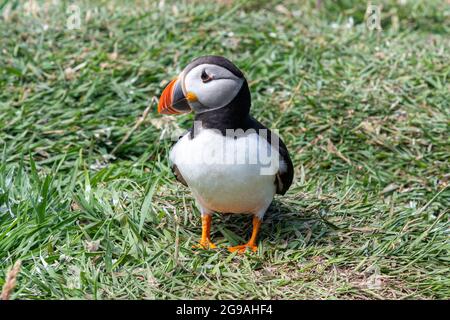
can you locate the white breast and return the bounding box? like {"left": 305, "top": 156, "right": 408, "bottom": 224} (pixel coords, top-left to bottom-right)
{"left": 169, "top": 128, "right": 281, "bottom": 217}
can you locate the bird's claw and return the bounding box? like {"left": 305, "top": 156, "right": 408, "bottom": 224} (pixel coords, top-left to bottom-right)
{"left": 192, "top": 240, "right": 217, "bottom": 250}
{"left": 228, "top": 243, "right": 257, "bottom": 254}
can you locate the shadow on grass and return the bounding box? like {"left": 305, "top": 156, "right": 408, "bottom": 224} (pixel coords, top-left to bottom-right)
{"left": 214, "top": 199, "right": 334, "bottom": 248}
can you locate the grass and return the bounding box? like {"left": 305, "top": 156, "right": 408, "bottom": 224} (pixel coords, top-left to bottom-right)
{"left": 0, "top": 0, "right": 449, "bottom": 299}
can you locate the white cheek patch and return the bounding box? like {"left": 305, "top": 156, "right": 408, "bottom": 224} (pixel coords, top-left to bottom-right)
{"left": 183, "top": 64, "right": 244, "bottom": 111}
{"left": 197, "top": 78, "right": 243, "bottom": 109}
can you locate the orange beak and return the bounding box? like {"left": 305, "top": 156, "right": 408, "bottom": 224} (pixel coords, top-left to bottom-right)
{"left": 158, "top": 78, "right": 191, "bottom": 115}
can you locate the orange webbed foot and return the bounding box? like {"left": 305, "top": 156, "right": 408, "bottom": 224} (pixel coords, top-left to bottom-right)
{"left": 193, "top": 239, "right": 217, "bottom": 250}
{"left": 228, "top": 243, "right": 257, "bottom": 254}
{"left": 192, "top": 214, "right": 216, "bottom": 250}
{"left": 228, "top": 215, "right": 262, "bottom": 254}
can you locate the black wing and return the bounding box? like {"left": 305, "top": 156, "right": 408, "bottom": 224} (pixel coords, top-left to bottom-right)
{"left": 246, "top": 116, "right": 294, "bottom": 195}
{"left": 171, "top": 163, "right": 187, "bottom": 187}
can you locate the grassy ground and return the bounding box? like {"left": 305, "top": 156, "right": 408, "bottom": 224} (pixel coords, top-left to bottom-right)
{"left": 0, "top": 0, "right": 449, "bottom": 299}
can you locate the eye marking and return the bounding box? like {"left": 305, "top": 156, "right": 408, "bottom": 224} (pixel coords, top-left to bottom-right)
{"left": 201, "top": 69, "right": 213, "bottom": 83}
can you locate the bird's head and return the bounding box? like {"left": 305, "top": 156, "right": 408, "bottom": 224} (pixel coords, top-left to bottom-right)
{"left": 158, "top": 56, "right": 249, "bottom": 116}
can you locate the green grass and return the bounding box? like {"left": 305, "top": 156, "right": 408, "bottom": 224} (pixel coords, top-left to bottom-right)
{"left": 0, "top": 0, "right": 449, "bottom": 299}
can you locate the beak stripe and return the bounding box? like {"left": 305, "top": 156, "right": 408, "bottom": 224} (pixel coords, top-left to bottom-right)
{"left": 157, "top": 78, "right": 191, "bottom": 115}
{"left": 158, "top": 78, "right": 178, "bottom": 114}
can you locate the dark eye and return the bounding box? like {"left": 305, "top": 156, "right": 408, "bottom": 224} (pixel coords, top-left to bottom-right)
{"left": 201, "top": 70, "right": 213, "bottom": 83}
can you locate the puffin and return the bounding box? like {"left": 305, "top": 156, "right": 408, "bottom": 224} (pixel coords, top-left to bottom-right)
{"left": 158, "top": 56, "right": 293, "bottom": 253}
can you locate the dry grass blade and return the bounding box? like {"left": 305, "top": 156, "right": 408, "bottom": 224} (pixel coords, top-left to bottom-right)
{"left": 1, "top": 260, "right": 22, "bottom": 301}
{"left": 111, "top": 97, "right": 157, "bottom": 155}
